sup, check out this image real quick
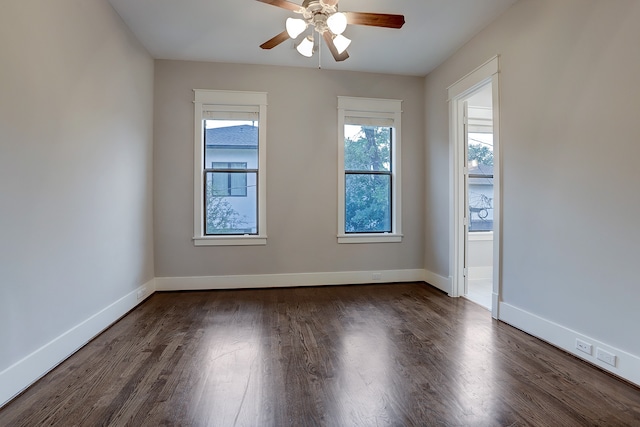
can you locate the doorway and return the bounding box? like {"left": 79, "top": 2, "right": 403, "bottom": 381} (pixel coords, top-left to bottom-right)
{"left": 464, "top": 86, "right": 494, "bottom": 310}
{"left": 448, "top": 56, "right": 500, "bottom": 319}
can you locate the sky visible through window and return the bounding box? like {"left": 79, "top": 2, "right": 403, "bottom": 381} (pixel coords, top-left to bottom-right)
{"left": 206, "top": 120, "right": 256, "bottom": 129}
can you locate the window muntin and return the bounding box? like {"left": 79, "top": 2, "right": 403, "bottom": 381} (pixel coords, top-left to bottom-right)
{"left": 193, "top": 90, "right": 267, "bottom": 246}
{"left": 337, "top": 97, "right": 402, "bottom": 243}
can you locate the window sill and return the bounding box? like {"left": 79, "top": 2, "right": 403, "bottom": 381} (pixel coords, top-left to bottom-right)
{"left": 337, "top": 233, "right": 403, "bottom": 244}
{"left": 193, "top": 236, "right": 267, "bottom": 246}
{"left": 468, "top": 231, "right": 493, "bottom": 242}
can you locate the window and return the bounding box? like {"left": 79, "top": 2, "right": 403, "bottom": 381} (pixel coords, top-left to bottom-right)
{"left": 337, "top": 97, "right": 402, "bottom": 243}
{"left": 467, "top": 135, "right": 494, "bottom": 232}
{"left": 467, "top": 106, "right": 494, "bottom": 232}
{"left": 344, "top": 125, "right": 392, "bottom": 233}
{"left": 194, "top": 90, "right": 267, "bottom": 246}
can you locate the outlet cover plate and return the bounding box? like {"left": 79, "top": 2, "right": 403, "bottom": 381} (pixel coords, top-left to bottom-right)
{"left": 596, "top": 348, "right": 617, "bottom": 367}
{"left": 576, "top": 339, "right": 592, "bottom": 355}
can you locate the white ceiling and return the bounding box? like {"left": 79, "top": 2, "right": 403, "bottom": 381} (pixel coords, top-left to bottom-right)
{"left": 108, "top": 0, "right": 517, "bottom": 76}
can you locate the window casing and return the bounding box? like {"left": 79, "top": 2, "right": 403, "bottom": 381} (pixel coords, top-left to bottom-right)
{"left": 337, "top": 97, "right": 402, "bottom": 244}
{"left": 193, "top": 90, "right": 267, "bottom": 246}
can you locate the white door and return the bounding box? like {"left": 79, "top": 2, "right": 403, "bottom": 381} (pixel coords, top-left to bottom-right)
{"left": 463, "top": 101, "right": 470, "bottom": 299}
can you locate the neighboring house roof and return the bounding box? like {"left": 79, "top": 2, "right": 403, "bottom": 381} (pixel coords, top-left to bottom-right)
{"left": 469, "top": 163, "right": 493, "bottom": 175}
{"left": 469, "top": 162, "right": 493, "bottom": 185}
{"left": 205, "top": 125, "right": 258, "bottom": 149}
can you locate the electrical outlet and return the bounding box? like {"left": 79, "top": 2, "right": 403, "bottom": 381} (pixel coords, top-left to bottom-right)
{"left": 576, "top": 339, "right": 592, "bottom": 355}
{"left": 596, "top": 348, "right": 617, "bottom": 367}
{"left": 136, "top": 286, "right": 146, "bottom": 301}
{"left": 372, "top": 272, "right": 382, "bottom": 281}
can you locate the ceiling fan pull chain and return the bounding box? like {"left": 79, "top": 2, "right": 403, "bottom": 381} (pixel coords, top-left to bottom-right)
{"left": 318, "top": 33, "right": 322, "bottom": 69}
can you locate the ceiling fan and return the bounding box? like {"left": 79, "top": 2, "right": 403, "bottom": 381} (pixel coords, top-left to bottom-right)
{"left": 257, "top": 0, "right": 405, "bottom": 62}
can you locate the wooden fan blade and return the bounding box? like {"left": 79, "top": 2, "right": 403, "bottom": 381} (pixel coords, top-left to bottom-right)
{"left": 260, "top": 31, "right": 290, "bottom": 49}
{"left": 323, "top": 32, "right": 349, "bottom": 62}
{"left": 256, "top": 0, "right": 303, "bottom": 12}
{"left": 345, "top": 12, "right": 405, "bottom": 29}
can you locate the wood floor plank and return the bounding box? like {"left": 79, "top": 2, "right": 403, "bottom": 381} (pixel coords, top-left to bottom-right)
{"left": 1, "top": 283, "right": 640, "bottom": 426}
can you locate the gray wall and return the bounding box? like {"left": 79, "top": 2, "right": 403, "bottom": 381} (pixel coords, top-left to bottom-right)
{"left": 0, "top": 0, "right": 155, "bottom": 370}
{"left": 425, "top": 0, "right": 640, "bottom": 356}
{"left": 154, "top": 61, "right": 424, "bottom": 277}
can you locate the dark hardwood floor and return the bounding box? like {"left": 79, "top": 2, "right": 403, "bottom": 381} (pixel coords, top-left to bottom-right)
{"left": 1, "top": 283, "right": 639, "bottom": 426}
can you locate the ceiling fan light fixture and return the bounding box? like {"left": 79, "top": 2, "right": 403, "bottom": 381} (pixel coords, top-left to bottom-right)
{"left": 296, "top": 35, "right": 314, "bottom": 57}
{"left": 327, "top": 12, "right": 347, "bottom": 35}
{"left": 333, "top": 34, "right": 351, "bottom": 54}
{"left": 257, "top": 0, "right": 405, "bottom": 62}
{"left": 286, "top": 17, "right": 307, "bottom": 39}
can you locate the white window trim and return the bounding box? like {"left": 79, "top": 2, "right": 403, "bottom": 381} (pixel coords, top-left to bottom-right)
{"left": 468, "top": 231, "right": 493, "bottom": 242}
{"left": 337, "top": 96, "right": 403, "bottom": 244}
{"left": 193, "top": 89, "right": 267, "bottom": 246}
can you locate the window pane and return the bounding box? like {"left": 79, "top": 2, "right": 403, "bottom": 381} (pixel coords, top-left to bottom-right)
{"left": 469, "top": 186, "right": 493, "bottom": 232}
{"left": 229, "top": 171, "right": 247, "bottom": 196}
{"left": 205, "top": 172, "right": 257, "bottom": 235}
{"left": 344, "top": 125, "right": 391, "bottom": 172}
{"left": 468, "top": 132, "right": 493, "bottom": 169}
{"left": 468, "top": 132, "right": 493, "bottom": 232}
{"left": 212, "top": 172, "right": 228, "bottom": 196}
{"left": 204, "top": 120, "right": 258, "bottom": 170}
{"left": 345, "top": 174, "right": 391, "bottom": 233}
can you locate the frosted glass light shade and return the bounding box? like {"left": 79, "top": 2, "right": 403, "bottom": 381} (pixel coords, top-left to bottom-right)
{"left": 327, "top": 12, "right": 347, "bottom": 35}
{"left": 296, "top": 36, "right": 314, "bottom": 57}
{"left": 333, "top": 34, "right": 351, "bottom": 54}
{"left": 286, "top": 18, "right": 307, "bottom": 39}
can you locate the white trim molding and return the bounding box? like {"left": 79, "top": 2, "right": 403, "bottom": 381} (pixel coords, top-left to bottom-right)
{"left": 422, "top": 270, "right": 452, "bottom": 295}
{"left": 337, "top": 233, "right": 403, "bottom": 244}
{"left": 193, "top": 89, "right": 268, "bottom": 246}
{"left": 448, "top": 55, "right": 502, "bottom": 320}
{"left": 499, "top": 302, "right": 640, "bottom": 387}
{"left": 156, "top": 269, "right": 425, "bottom": 291}
{"left": 447, "top": 56, "right": 499, "bottom": 101}
{"left": 337, "top": 96, "right": 402, "bottom": 243}
{"left": 0, "top": 279, "right": 156, "bottom": 408}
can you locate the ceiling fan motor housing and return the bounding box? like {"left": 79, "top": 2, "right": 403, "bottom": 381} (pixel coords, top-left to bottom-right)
{"left": 301, "top": 0, "right": 338, "bottom": 34}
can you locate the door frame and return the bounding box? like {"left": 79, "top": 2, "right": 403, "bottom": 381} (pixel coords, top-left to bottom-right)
{"left": 448, "top": 56, "right": 501, "bottom": 319}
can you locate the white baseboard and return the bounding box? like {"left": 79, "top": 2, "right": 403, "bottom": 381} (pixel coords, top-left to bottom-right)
{"left": 0, "top": 279, "right": 156, "bottom": 408}
{"left": 491, "top": 292, "right": 499, "bottom": 319}
{"left": 156, "top": 269, "right": 426, "bottom": 291}
{"left": 422, "top": 270, "right": 452, "bottom": 295}
{"left": 499, "top": 302, "right": 640, "bottom": 387}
